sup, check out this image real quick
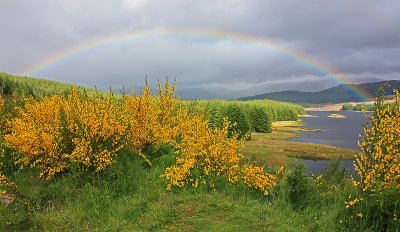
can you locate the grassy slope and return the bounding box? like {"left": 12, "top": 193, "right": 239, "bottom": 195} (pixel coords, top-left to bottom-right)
{"left": 0, "top": 72, "right": 110, "bottom": 97}
{"left": 2, "top": 153, "right": 350, "bottom": 232}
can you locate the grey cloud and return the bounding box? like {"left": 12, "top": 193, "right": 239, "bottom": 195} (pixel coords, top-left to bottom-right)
{"left": 1, "top": 0, "right": 400, "bottom": 99}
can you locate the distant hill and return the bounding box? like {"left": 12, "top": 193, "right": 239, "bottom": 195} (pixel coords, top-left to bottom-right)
{"left": 238, "top": 80, "right": 400, "bottom": 104}
{"left": 174, "top": 76, "right": 383, "bottom": 100}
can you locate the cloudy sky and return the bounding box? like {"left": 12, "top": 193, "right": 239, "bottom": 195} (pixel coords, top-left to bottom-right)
{"left": 1, "top": 0, "right": 400, "bottom": 99}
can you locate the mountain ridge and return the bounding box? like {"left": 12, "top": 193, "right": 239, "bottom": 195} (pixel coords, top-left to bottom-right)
{"left": 238, "top": 80, "right": 400, "bottom": 104}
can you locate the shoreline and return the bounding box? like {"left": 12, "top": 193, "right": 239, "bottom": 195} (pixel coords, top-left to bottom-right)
{"left": 241, "top": 120, "right": 356, "bottom": 166}
{"left": 305, "top": 100, "right": 375, "bottom": 111}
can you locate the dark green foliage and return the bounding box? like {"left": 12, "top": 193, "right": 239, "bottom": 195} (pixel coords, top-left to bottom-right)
{"left": 0, "top": 72, "right": 110, "bottom": 99}
{"left": 285, "top": 163, "right": 316, "bottom": 211}
{"left": 248, "top": 107, "right": 272, "bottom": 133}
{"left": 142, "top": 143, "right": 175, "bottom": 163}
{"left": 322, "top": 158, "right": 348, "bottom": 188}
{"left": 0, "top": 98, "right": 25, "bottom": 176}
{"left": 0, "top": 196, "right": 34, "bottom": 231}
{"left": 0, "top": 74, "right": 37, "bottom": 98}
{"left": 342, "top": 103, "right": 375, "bottom": 111}
{"left": 317, "top": 158, "right": 349, "bottom": 193}
{"left": 341, "top": 189, "right": 400, "bottom": 231}
{"left": 224, "top": 104, "right": 251, "bottom": 139}
{"left": 207, "top": 104, "right": 224, "bottom": 129}
{"left": 187, "top": 99, "right": 304, "bottom": 132}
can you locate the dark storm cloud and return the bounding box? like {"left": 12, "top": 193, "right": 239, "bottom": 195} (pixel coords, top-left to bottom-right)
{"left": 1, "top": 0, "right": 400, "bottom": 98}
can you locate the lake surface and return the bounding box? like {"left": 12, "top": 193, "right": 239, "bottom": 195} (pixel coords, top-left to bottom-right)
{"left": 299, "top": 158, "right": 357, "bottom": 176}
{"left": 293, "top": 111, "right": 370, "bottom": 151}
{"left": 293, "top": 111, "right": 370, "bottom": 175}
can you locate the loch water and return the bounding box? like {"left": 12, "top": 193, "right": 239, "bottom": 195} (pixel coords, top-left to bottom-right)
{"left": 293, "top": 111, "right": 370, "bottom": 174}
{"left": 293, "top": 111, "right": 369, "bottom": 151}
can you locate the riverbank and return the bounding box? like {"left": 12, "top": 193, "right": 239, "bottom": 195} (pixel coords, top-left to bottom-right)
{"left": 241, "top": 121, "right": 356, "bottom": 166}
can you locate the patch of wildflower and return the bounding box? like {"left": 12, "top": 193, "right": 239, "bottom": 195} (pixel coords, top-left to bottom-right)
{"left": 315, "top": 174, "right": 323, "bottom": 188}
{"left": 4, "top": 96, "right": 69, "bottom": 178}
{"left": 162, "top": 117, "right": 243, "bottom": 190}
{"left": 241, "top": 163, "right": 277, "bottom": 196}
{"left": 123, "top": 81, "right": 180, "bottom": 164}
{"left": 343, "top": 86, "right": 400, "bottom": 230}
{"left": 163, "top": 116, "right": 280, "bottom": 195}
{"left": 2, "top": 80, "right": 279, "bottom": 196}
{"left": 65, "top": 92, "right": 126, "bottom": 172}
{"left": 4, "top": 91, "right": 126, "bottom": 178}
{"left": 344, "top": 196, "right": 364, "bottom": 209}
{"left": 354, "top": 89, "right": 400, "bottom": 193}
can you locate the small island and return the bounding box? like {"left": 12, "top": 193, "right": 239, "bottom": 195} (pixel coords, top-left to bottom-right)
{"left": 327, "top": 113, "right": 346, "bottom": 118}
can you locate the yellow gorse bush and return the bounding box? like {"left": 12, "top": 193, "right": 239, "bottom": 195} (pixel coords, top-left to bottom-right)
{"left": 4, "top": 96, "right": 68, "bottom": 178}
{"left": 2, "top": 80, "right": 279, "bottom": 195}
{"left": 241, "top": 164, "right": 278, "bottom": 196}
{"left": 4, "top": 93, "right": 126, "bottom": 178}
{"left": 353, "top": 89, "right": 400, "bottom": 193}
{"left": 123, "top": 81, "right": 179, "bottom": 163}
{"left": 344, "top": 88, "right": 400, "bottom": 227}
{"left": 162, "top": 116, "right": 280, "bottom": 195}
{"left": 162, "top": 118, "right": 243, "bottom": 190}
{"left": 65, "top": 92, "right": 126, "bottom": 172}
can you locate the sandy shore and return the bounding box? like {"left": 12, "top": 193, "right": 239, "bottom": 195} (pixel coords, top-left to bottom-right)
{"left": 305, "top": 101, "right": 375, "bottom": 111}
{"left": 305, "top": 103, "right": 344, "bottom": 111}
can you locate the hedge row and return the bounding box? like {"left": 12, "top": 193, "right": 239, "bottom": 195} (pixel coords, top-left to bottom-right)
{"left": 184, "top": 99, "right": 305, "bottom": 139}
{"left": 342, "top": 103, "right": 375, "bottom": 111}
{"left": 0, "top": 72, "right": 110, "bottom": 99}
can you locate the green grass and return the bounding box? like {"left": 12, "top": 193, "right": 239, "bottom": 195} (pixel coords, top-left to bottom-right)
{"left": 0, "top": 72, "right": 111, "bottom": 98}
{"left": 1, "top": 151, "right": 355, "bottom": 232}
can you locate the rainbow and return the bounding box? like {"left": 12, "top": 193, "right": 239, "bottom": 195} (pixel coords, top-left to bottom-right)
{"left": 21, "top": 27, "right": 370, "bottom": 101}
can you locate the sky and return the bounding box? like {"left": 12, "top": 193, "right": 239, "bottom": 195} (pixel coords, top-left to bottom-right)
{"left": 1, "top": 0, "right": 400, "bottom": 99}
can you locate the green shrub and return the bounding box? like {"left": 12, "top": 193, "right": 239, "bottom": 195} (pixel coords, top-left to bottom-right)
{"left": 207, "top": 104, "right": 224, "bottom": 129}
{"left": 186, "top": 99, "right": 304, "bottom": 131}
{"left": 341, "top": 103, "right": 375, "bottom": 111}
{"left": 224, "top": 104, "right": 251, "bottom": 139}
{"left": 316, "top": 158, "right": 349, "bottom": 193}
{"left": 248, "top": 107, "right": 272, "bottom": 133}
{"left": 341, "top": 189, "right": 400, "bottom": 231}
{"left": 285, "top": 163, "right": 316, "bottom": 211}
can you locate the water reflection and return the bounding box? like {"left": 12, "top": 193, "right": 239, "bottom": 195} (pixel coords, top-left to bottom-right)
{"left": 293, "top": 111, "right": 369, "bottom": 175}
{"left": 293, "top": 111, "right": 369, "bottom": 151}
